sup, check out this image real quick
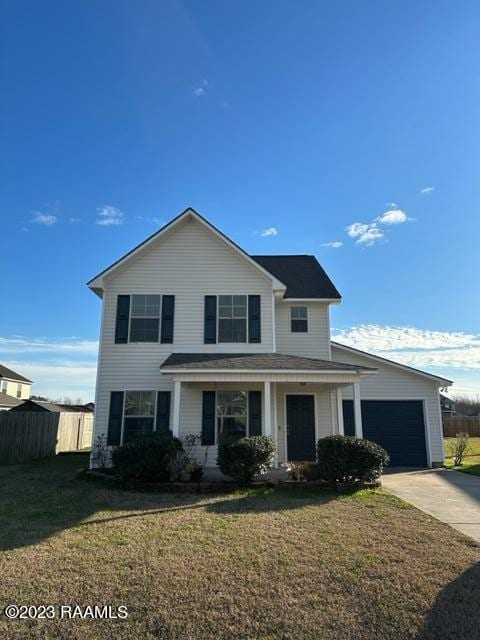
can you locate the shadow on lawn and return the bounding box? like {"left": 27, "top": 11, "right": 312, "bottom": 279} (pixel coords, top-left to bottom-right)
{"left": 0, "top": 454, "right": 337, "bottom": 552}
{"left": 417, "top": 561, "right": 480, "bottom": 639}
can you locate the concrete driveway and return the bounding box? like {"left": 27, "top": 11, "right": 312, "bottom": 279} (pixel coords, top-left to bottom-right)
{"left": 383, "top": 468, "right": 480, "bottom": 543}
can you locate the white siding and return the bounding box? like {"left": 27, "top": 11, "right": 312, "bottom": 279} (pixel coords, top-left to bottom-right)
{"left": 0, "top": 380, "right": 31, "bottom": 400}
{"left": 93, "top": 217, "right": 275, "bottom": 444}
{"left": 332, "top": 345, "right": 444, "bottom": 464}
{"left": 275, "top": 301, "right": 331, "bottom": 359}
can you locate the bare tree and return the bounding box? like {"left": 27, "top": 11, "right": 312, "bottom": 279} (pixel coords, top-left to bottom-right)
{"left": 452, "top": 395, "right": 480, "bottom": 417}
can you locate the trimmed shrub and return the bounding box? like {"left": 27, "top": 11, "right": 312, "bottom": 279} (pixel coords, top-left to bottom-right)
{"left": 316, "top": 435, "right": 389, "bottom": 484}
{"left": 217, "top": 435, "right": 275, "bottom": 484}
{"left": 112, "top": 431, "right": 183, "bottom": 482}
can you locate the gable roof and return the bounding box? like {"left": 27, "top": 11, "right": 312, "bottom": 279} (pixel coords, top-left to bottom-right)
{"left": 87, "top": 208, "right": 287, "bottom": 296}
{"left": 0, "top": 365, "right": 32, "bottom": 383}
{"left": 161, "top": 352, "right": 375, "bottom": 373}
{"left": 331, "top": 341, "right": 452, "bottom": 386}
{"left": 252, "top": 255, "right": 341, "bottom": 300}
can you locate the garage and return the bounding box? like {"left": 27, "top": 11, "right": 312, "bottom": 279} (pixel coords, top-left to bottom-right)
{"left": 343, "top": 400, "right": 428, "bottom": 467}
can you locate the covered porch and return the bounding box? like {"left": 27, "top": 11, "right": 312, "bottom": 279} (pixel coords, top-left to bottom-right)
{"left": 160, "top": 353, "right": 376, "bottom": 466}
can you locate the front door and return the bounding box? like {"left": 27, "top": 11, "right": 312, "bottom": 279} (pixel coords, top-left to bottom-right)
{"left": 286, "top": 395, "right": 316, "bottom": 461}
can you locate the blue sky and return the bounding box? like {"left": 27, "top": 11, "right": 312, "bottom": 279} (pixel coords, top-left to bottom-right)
{"left": 1, "top": 1, "right": 479, "bottom": 401}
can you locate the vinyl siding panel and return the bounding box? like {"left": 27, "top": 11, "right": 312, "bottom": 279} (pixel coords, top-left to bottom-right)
{"left": 332, "top": 346, "right": 444, "bottom": 464}
{"left": 1, "top": 381, "right": 31, "bottom": 400}
{"left": 93, "top": 217, "right": 274, "bottom": 445}
{"left": 275, "top": 301, "right": 331, "bottom": 359}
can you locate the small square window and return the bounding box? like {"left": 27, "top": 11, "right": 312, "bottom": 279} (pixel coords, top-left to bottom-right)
{"left": 291, "top": 306, "right": 308, "bottom": 332}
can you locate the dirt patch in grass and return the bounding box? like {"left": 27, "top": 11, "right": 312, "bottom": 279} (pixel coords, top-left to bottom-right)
{"left": 0, "top": 455, "right": 479, "bottom": 639}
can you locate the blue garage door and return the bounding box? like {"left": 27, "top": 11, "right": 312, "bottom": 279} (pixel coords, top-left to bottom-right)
{"left": 343, "top": 400, "right": 427, "bottom": 467}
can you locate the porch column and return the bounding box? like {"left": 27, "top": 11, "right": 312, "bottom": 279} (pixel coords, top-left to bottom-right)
{"left": 353, "top": 382, "right": 363, "bottom": 438}
{"left": 272, "top": 382, "right": 278, "bottom": 467}
{"left": 336, "top": 388, "right": 344, "bottom": 435}
{"left": 264, "top": 380, "right": 272, "bottom": 437}
{"left": 172, "top": 380, "right": 181, "bottom": 438}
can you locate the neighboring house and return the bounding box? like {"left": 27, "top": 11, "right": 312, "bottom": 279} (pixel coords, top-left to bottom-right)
{"left": 88, "top": 208, "right": 451, "bottom": 469}
{"left": 0, "top": 365, "right": 32, "bottom": 411}
{"left": 440, "top": 394, "right": 456, "bottom": 417}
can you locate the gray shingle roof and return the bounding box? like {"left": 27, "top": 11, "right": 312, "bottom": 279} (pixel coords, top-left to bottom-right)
{"left": 161, "top": 352, "right": 374, "bottom": 372}
{"left": 0, "top": 393, "right": 24, "bottom": 408}
{"left": 0, "top": 365, "right": 32, "bottom": 383}
{"left": 251, "top": 255, "right": 341, "bottom": 299}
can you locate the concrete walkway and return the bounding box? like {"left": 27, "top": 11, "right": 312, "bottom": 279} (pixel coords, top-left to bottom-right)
{"left": 383, "top": 468, "right": 480, "bottom": 543}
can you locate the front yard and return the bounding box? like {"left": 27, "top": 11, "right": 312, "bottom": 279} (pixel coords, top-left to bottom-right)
{"left": 1, "top": 454, "right": 479, "bottom": 639}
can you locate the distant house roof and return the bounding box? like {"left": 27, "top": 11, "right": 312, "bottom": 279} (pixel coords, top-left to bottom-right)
{"left": 0, "top": 393, "right": 24, "bottom": 408}
{"left": 161, "top": 352, "right": 374, "bottom": 372}
{"left": 0, "top": 365, "right": 32, "bottom": 383}
{"left": 251, "top": 255, "right": 341, "bottom": 299}
{"left": 10, "top": 400, "right": 92, "bottom": 413}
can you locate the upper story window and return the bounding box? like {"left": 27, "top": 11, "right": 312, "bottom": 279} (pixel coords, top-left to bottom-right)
{"left": 130, "top": 295, "right": 161, "bottom": 342}
{"left": 1, "top": 380, "right": 7, "bottom": 394}
{"left": 115, "top": 294, "right": 175, "bottom": 344}
{"left": 218, "top": 295, "right": 247, "bottom": 343}
{"left": 290, "top": 306, "right": 308, "bottom": 333}
{"left": 16, "top": 383, "right": 22, "bottom": 398}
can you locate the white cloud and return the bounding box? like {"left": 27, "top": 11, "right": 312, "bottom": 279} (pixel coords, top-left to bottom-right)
{"left": 193, "top": 87, "right": 205, "bottom": 97}
{"left": 375, "top": 209, "right": 408, "bottom": 225}
{"left": 320, "top": 241, "right": 343, "bottom": 248}
{"left": 0, "top": 336, "right": 99, "bottom": 402}
{"left": 260, "top": 227, "right": 279, "bottom": 237}
{"left": 96, "top": 205, "right": 124, "bottom": 226}
{"left": 69, "top": 217, "right": 81, "bottom": 224}
{"left": 32, "top": 212, "right": 57, "bottom": 226}
{"left": 332, "top": 324, "right": 480, "bottom": 373}
{"left": 421, "top": 186, "right": 434, "bottom": 194}
{"left": 0, "top": 336, "right": 98, "bottom": 355}
{"left": 2, "top": 359, "right": 97, "bottom": 402}
{"left": 346, "top": 222, "right": 370, "bottom": 238}
{"left": 355, "top": 227, "right": 384, "bottom": 246}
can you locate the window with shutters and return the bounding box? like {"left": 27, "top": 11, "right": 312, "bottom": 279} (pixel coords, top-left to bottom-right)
{"left": 129, "top": 295, "right": 160, "bottom": 342}
{"left": 290, "top": 306, "right": 308, "bottom": 332}
{"left": 218, "top": 295, "right": 247, "bottom": 342}
{"left": 217, "top": 390, "right": 248, "bottom": 440}
{"left": 123, "top": 391, "right": 155, "bottom": 443}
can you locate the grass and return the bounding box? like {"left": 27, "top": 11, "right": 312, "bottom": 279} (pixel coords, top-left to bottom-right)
{"left": 444, "top": 436, "right": 480, "bottom": 475}
{"left": 1, "top": 455, "right": 480, "bottom": 639}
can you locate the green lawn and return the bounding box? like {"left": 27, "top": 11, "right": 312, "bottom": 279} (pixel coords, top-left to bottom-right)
{"left": 0, "top": 454, "right": 479, "bottom": 639}
{"left": 444, "top": 437, "right": 480, "bottom": 475}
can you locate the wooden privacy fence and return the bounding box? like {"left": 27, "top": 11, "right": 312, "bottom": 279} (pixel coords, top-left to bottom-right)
{"left": 443, "top": 417, "right": 480, "bottom": 437}
{"left": 0, "top": 411, "right": 93, "bottom": 465}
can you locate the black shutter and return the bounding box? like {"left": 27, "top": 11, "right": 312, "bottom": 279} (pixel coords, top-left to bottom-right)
{"left": 249, "top": 391, "right": 262, "bottom": 436}
{"left": 204, "top": 296, "right": 217, "bottom": 344}
{"left": 156, "top": 391, "right": 171, "bottom": 432}
{"left": 115, "top": 295, "right": 130, "bottom": 344}
{"left": 248, "top": 295, "right": 261, "bottom": 343}
{"left": 160, "top": 295, "right": 175, "bottom": 344}
{"left": 201, "top": 391, "right": 216, "bottom": 445}
{"left": 107, "top": 391, "right": 124, "bottom": 446}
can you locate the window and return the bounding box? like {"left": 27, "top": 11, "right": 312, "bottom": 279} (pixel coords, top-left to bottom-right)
{"left": 129, "top": 295, "right": 160, "bottom": 342}
{"left": 217, "top": 391, "right": 247, "bottom": 439}
{"left": 123, "top": 391, "right": 155, "bottom": 443}
{"left": 1, "top": 381, "right": 7, "bottom": 394}
{"left": 291, "top": 306, "right": 308, "bottom": 332}
{"left": 218, "top": 295, "right": 247, "bottom": 342}
{"left": 16, "top": 383, "right": 22, "bottom": 398}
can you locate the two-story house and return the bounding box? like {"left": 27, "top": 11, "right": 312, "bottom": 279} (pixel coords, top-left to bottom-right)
{"left": 0, "top": 365, "right": 32, "bottom": 410}
{"left": 88, "top": 208, "right": 451, "bottom": 469}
